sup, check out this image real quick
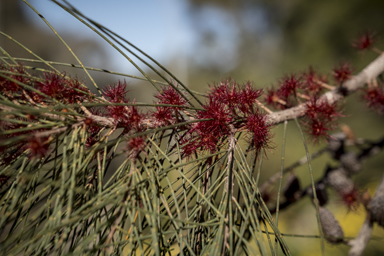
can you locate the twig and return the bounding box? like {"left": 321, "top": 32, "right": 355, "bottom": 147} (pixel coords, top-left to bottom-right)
{"left": 222, "top": 124, "right": 236, "bottom": 255}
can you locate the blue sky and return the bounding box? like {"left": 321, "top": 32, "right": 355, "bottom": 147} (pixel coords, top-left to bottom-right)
{"left": 21, "top": 0, "right": 263, "bottom": 80}
{"left": 23, "top": 0, "right": 193, "bottom": 77}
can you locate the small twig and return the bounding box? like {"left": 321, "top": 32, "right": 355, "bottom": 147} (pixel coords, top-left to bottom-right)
{"left": 372, "top": 47, "right": 383, "bottom": 55}
{"left": 347, "top": 213, "right": 373, "bottom": 256}
{"left": 297, "top": 93, "right": 311, "bottom": 101}
{"left": 256, "top": 100, "right": 273, "bottom": 114}
{"left": 222, "top": 124, "right": 236, "bottom": 255}
{"left": 315, "top": 79, "right": 335, "bottom": 90}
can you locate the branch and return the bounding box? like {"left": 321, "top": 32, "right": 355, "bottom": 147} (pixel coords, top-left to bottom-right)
{"left": 268, "top": 133, "right": 384, "bottom": 214}
{"left": 348, "top": 175, "right": 384, "bottom": 256}
{"left": 266, "top": 53, "right": 384, "bottom": 125}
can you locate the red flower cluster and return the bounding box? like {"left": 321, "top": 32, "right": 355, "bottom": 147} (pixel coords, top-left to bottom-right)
{"left": 333, "top": 62, "right": 353, "bottom": 84}
{"left": 0, "top": 64, "right": 31, "bottom": 93}
{"left": 102, "top": 80, "right": 148, "bottom": 157}
{"left": 264, "top": 74, "right": 301, "bottom": 109}
{"left": 262, "top": 66, "right": 347, "bottom": 143}
{"left": 127, "top": 136, "right": 146, "bottom": 159}
{"left": 352, "top": 31, "right": 376, "bottom": 51}
{"left": 264, "top": 68, "right": 329, "bottom": 110}
{"left": 363, "top": 86, "right": 384, "bottom": 114}
{"left": 155, "top": 84, "right": 188, "bottom": 108}
{"left": 151, "top": 84, "right": 188, "bottom": 127}
{"left": 102, "top": 80, "right": 145, "bottom": 132}
{"left": 0, "top": 64, "right": 98, "bottom": 165}
{"left": 340, "top": 186, "right": 362, "bottom": 212}
{"left": 208, "top": 80, "right": 263, "bottom": 114}
{"left": 302, "top": 66, "right": 328, "bottom": 95}
{"left": 103, "top": 80, "right": 129, "bottom": 103}
{"left": 245, "top": 111, "right": 271, "bottom": 150}
{"left": 0, "top": 64, "right": 93, "bottom": 105}
{"left": 304, "top": 97, "right": 342, "bottom": 142}
{"left": 278, "top": 74, "right": 302, "bottom": 99}
{"left": 181, "top": 79, "right": 270, "bottom": 157}
{"left": 36, "top": 73, "right": 92, "bottom": 104}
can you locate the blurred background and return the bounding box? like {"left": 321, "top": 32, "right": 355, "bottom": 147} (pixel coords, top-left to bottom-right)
{"left": 1, "top": 0, "right": 384, "bottom": 254}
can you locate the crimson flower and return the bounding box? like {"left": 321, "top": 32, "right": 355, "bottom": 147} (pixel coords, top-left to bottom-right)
{"left": 103, "top": 80, "right": 129, "bottom": 103}
{"left": 238, "top": 82, "right": 263, "bottom": 113}
{"left": 208, "top": 79, "right": 241, "bottom": 110}
{"left": 63, "top": 78, "right": 91, "bottom": 104}
{"left": 245, "top": 111, "right": 271, "bottom": 151}
{"left": 363, "top": 86, "right": 384, "bottom": 114}
{"left": 305, "top": 97, "right": 342, "bottom": 121}
{"left": 339, "top": 187, "right": 361, "bottom": 212}
{"left": 0, "top": 64, "right": 31, "bottom": 93}
{"left": 333, "top": 62, "right": 353, "bottom": 84}
{"left": 126, "top": 105, "right": 145, "bottom": 131}
{"left": 305, "top": 119, "right": 332, "bottom": 143}
{"left": 155, "top": 85, "right": 188, "bottom": 108}
{"left": 127, "top": 136, "right": 146, "bottom": 159}
{"left": 151, "top": 106, "right": 174, "bottom": 127}
{"left": 277, "top": 74, "right": 301, "bottom": 99}
{"left": 302, "top": 66, "right": 327, "bottom": 95}
{"left": 37, "top": 73, "right": 66, "bottom": 100}
{"left": 86, "top": 125, "right": 101, "bottom": 147}
{"left": 352, "top": 31, "right": 375, "bottom": 50}
{"left": 264, "top": 87, "right": 282, "bottom": 109}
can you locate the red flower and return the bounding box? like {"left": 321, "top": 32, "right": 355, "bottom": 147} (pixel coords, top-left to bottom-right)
{"left": 196, "top": 99, "right": 232, "bottom": 137}
{"left": 0, "top": 64, "right": 31, "bottom": 93}
{"left": 197, "top": 131, "right": 219, "bottom": 153}
{"left": 151, "top": 106, "right": 174, "bottom": 127}
{"left": 340, "top": 187, "right": 361, "bottom": 211}
{"left": 277, "top": 74, "right": 301, "bottom": 99}
{"left": 363, "top": 86, "right": 384, "bottom": 114}
{"left": 128, "top": 136, "right": 145, "bottom": 151}
{"left": 127, "top": 136, "right": 146, "bottom": 159}
{"left": 106, "top": 105, "right": 128, "bottom": 124}
{"left": 86, "top": 125, "right": 101, "bottom": 147}
{"left": 103, "top": 80, "right": 129, "bottom": 103}
{"left": 126, "top": 105, "right": 145, "bottom": 131}
{"left": 238, "top": 82, "right": 263, "bottom": 113}
{"left": 303, "top": 96, "right": 342, "bottom": 143}
{"left": 305, "top": 97, "right": 342, "bottom": 121}
{"left": 63, "top": 78, "right": 91, "bottom": 104}
{"left": 245, "top": 111, "right": 271, "bottom": 151}
{"left": 180, "top": 99, "right": 232, "bottom": 157}
{"left": 264, "top": 87, "right": 282, "bottom": 109}
{"left": 37, "top": 73, "right": 66, "bottom": 100}
{"left": 302, "top": 66, "right": 327, "bottom": 95}
{"left": 305, "top": 119, "right": 331, "bottom": 143}
{"left": 333, "top": 62, "right": 353, "bottom": 84}
{"left": 352, "top": 31, "right": 375, "bottom": 50}
{"left": 155, "top": 85, "right": 188, "bottom": 108}
{"left": 208, "top": 79, "right": 242, "bottom": 110}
